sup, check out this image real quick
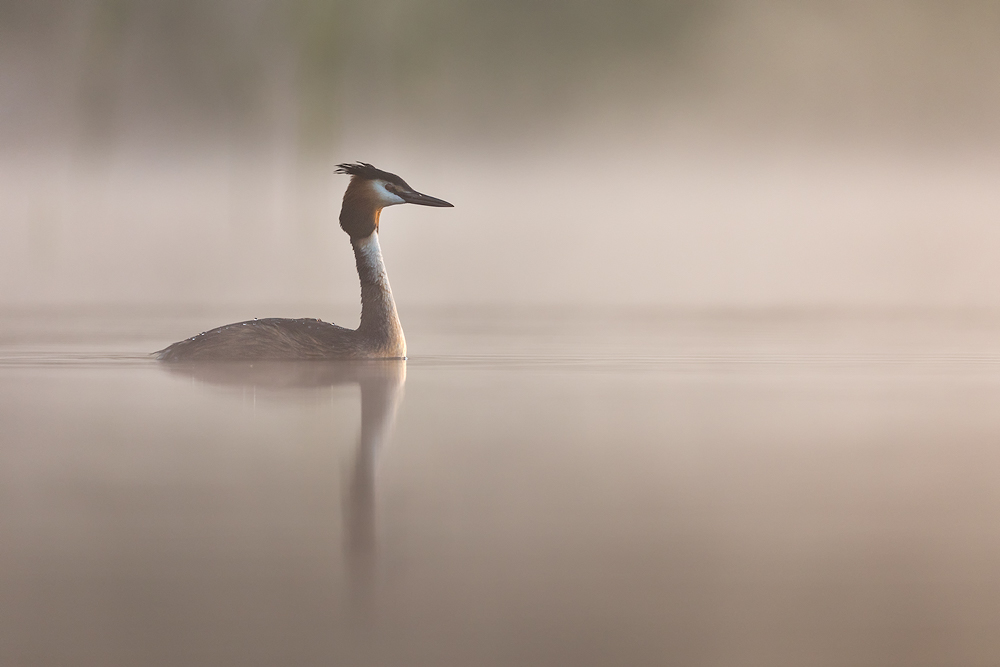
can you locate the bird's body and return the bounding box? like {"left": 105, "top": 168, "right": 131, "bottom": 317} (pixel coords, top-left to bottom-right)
{"left": 156, "top": 163, "right": 451, "bottom": 362}
{"left": 157, "top": 318, "right": 357, "bottom": 362}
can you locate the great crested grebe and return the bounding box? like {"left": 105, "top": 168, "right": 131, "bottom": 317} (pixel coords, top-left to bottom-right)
{"left": 156, "top": 163, "right": 452, "bottom": 361}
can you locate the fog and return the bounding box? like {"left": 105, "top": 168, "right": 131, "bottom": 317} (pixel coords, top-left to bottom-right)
{"left": 3, "top": 1, "right": 1000, "bottom": 311}
{"left": 6, "top": 6, "right": 1000, "bottom": 665}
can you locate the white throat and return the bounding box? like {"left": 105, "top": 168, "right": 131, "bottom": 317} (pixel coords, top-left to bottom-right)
{"left": 354, "top": 232, "right": 387, "bottom": 283}
{"left": 352, "top": 232, "right": 405, "bottom": 356}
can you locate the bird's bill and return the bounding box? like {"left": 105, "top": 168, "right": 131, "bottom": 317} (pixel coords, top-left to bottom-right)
{"left": 399, "top": 189, "right": 453, "bottom": 207}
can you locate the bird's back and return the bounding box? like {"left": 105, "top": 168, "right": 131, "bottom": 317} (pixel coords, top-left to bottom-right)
{"left": 156, "top": 318, "right": 363, "bottom": 361}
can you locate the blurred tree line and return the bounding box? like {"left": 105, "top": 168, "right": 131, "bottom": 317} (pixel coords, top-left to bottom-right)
{"left": 3, "top": 0, "right": 1000, "bottom": 156}
{"left": 0, "top": 0, "right": 712, "bottom": 156}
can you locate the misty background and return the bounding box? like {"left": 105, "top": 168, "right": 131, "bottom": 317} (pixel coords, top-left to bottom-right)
{"left": 3, "top": 0, "right": 1000, "bottom": 311}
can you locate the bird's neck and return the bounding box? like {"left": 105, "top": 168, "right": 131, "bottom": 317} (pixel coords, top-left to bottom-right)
{"left": 352, "top": 230, "right": 405, "bottom": 356}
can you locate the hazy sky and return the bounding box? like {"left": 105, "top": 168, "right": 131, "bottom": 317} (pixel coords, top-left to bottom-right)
{"left": 3, "top": 1, "right": 1000, "bottom": 310}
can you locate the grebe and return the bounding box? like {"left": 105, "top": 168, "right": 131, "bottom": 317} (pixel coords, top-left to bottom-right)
{"left": 156, "top": 163, "right": 452, "bottom": 361}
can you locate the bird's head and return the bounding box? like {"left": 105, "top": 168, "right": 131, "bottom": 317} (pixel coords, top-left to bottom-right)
{"left": 335, "top": 162, "right": 453, "bottom": 238}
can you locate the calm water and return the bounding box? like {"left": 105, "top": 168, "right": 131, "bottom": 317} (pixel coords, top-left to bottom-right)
{"left": 3, "top": 307, "right": 1000, "bottom": 666}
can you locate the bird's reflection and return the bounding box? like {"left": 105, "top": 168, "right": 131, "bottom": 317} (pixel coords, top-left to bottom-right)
{"left": 346, "top": 361, "right": 405, "bottom": 601}
{"left": 161, "top": 359, "right": 406, "bottom": 606}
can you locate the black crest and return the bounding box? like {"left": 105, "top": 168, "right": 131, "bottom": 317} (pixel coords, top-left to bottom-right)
{"left": 335, "top": 162, "right": 410, "bottom": 188}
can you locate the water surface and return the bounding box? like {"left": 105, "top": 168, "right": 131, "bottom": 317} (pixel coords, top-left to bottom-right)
{"left": 2, "top": 307, "right": 1000, "bottom": 666}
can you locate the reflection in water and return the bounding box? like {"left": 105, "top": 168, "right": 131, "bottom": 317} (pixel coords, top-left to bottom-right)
{"left": 163, "top": 359, "right": 406, "bottom": 609}
{"left": 347, "top": 363, "right": 405, "bottom": 605}
{"left": 7, "top": 309, "right": 1000, "bottom": 665}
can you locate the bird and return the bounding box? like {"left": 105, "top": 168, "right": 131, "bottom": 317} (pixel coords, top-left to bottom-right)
{"left": 156, "top": 162, "right": 452, "bottom": 361}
